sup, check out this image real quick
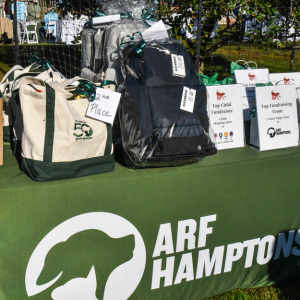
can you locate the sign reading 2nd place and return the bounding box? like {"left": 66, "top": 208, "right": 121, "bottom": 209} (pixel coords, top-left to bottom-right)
{"left": 86, "top": 88, "right": 121, "bottom": 125}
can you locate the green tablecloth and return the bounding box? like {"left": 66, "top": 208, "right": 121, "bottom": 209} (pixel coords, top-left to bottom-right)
{"left": 1, "top": 142, "right": 300, "bottom": 300}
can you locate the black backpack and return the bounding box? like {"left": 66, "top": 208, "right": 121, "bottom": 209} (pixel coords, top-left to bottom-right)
{"left": 118, "top": 41, "right": 217, "bottom": 168}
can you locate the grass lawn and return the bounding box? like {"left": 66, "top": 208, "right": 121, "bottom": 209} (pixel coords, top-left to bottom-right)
{"left": 1, "top": 42, "right": 299, "bottom": 80}
{"left": 1, "top": 42, "right": 300, "bottom": 299}
{"left": 203, "top": 275, "right": 300, "bottom": 300}
{"left": 202, "top": 40, "right": 300, "bottom": 79}
{"left": 0, "top": 45, "right": 15, "bottom": 80}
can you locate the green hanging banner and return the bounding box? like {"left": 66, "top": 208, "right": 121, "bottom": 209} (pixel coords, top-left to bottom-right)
{"left": 1, "top": 143, "right": 300, "bottom": 300}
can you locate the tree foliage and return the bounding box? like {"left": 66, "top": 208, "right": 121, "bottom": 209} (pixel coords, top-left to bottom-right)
{"left": 238, "top": 0, "right": 300, "bottom": 46}
{"left": 157, "top": 0, "right": 300, "bottom": 57}
{"left": 55, "top": 0, "right": 98, "bottom": 17}
{"left": 56, "top": 0, "right": 300, "bottom": 53}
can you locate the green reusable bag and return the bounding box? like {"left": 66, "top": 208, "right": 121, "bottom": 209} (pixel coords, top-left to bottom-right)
{"left": 199, "top": 73, "right": 234, "bottom": 86}
{"left": 230, "top": 60, "right": 257, "bottom": 76}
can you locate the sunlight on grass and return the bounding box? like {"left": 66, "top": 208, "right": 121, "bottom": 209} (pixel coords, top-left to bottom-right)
{"left": 204, "top": 43, "right": 300, "bottom": 78}
{"left": 204, "top": 275, "right": 300, "bottom": 300}
{"left": 0, "top": 45, "right": 15, "bottom": 79}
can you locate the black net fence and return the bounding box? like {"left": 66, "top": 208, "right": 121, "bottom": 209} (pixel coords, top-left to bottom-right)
{"left": 0, "top": 0, "right": 299, "bottom": 79}
{"left": 17, "top": 44, "right": 81, "bottom": 78}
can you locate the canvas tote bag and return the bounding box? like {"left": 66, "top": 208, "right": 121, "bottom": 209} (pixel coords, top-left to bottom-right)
{"left": 1, "top": 62, "right": 64, "bottom": 142}
{"left": 1, "top": 65, "right": 24, "bottom": 141}
{"left": 10, "top": 70, "right": 65, "bottom": 160}
{"left": 19, "top": 77, "right": 114, "bottom": 181}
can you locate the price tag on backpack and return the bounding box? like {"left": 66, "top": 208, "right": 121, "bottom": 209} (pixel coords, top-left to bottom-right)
{"left": 86, "top": 88, "right": 121, "bottom": 125}
{"left": 180, "top": 87, "right": 196, "bottom": 113}
{"left": 171, "top": 54, "right": 186, "bottom": 77}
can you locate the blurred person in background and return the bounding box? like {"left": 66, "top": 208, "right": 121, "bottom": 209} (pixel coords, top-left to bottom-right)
{"left": 27, "top": 0, "right": 41, "bottom": 22}
{"left": 27, "top": 0, "right": 42, "bottom": 41}
{"left": 39, "top": 7, "right": 58, "bottom": 42}
{"left": 11, "top": 0, "right": 27, "bottom": 43}
{"left": 4, "top": 0, "right": 13, "bottom": 20}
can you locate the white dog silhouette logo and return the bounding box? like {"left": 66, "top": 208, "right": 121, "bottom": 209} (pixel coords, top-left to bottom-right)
{"left": 25, "top": 212, "right": 146, "bottom": 299}
{"left": 51, "top": 266, "right": 98, "bottom": 300}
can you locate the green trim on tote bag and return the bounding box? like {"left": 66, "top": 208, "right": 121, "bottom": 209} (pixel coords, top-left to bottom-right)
{"left": 43, "top": 83, "right": 56, "bottom": 162}
{"left": 104, "top": 124, "right": 113, "bottom": 156}
{"left": 3, "top": 126, "right": 12, "bottom": 143}
{"left": 7, "top": 72, "right": 15, "bottom": 82}
{"left": 22, "top": 154, "right": 115, "bottom": 181}
{"left": 14, "top": 72, "right": 41, "bottom": 82}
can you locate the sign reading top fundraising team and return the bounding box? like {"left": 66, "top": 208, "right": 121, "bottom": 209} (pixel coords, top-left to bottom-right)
{"left": 250, "top": 84, "right": 299, "bottom": 151}
{"left": 207, "top": 84, "right": 244, "bottom": 150}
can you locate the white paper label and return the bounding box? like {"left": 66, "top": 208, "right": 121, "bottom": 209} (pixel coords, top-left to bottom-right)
{"left": 142, "top": 20, "right": 169, "bottom": 42}
{"left": 180, "top": 87, "right": 196, "bottom": 113}
{"left": 234, "top": 68, "right": 269, "bottom": 121}
{"left": 171, "top": 54, "right": 186, "bottom": 77}
{"left": 269, "top": 72, "right": 300, "bottom": 87}
{"left": 207, "top": 84, "right": 245, "bottom": 150}
{"left": 144, "top": 19, "right": 172, "bottom": 30}
{"left": 86, "top": 88, "right": 121, "bottom": 125}
{"left": 92, "top": 14, "right": 121, "bottom": 25}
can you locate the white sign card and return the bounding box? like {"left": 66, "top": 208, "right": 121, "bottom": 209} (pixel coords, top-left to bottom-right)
{"left": 92, "top": 14, "right": 121, "bottom": 25}
{"left": 207, "top": 84, "right": 245, "bottom": 150}
{"left": 142, "top": 20, "right": 169, "bottom": 42}
{"left": 144, "top": 19, "right": 172, "bottom": 30}
{"left": 250, "top": 85, "right": 299, "bottom": 151}
{"left": 234, "top": 68, "right": 269, "bottom": 121}
{"left": 269, "top": 72, "right": 300, "bottom": 88}
{"left": 269, "top": 72, "right": 300, "bottom": 132}
{"left": 86, "top": 88, "right": 121, "bottom": 125}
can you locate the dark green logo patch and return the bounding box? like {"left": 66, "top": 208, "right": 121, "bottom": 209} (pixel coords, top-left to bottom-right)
{"left": 73, "top": 121, "right": 93, "bottom": 140}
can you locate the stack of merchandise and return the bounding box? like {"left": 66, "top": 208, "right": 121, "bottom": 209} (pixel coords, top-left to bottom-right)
{"left": 1, "top": 0, "right": 217, "bottom": 181}
{"left": 0, "top": 57, "right": 114, "bottom": 181}
{"left": 81, "top": 0, "right": 217, "bottom": 168}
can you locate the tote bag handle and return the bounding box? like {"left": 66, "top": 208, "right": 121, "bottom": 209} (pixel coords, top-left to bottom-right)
{"left": 0, "top": 65, "right": 24, "bottom": 85}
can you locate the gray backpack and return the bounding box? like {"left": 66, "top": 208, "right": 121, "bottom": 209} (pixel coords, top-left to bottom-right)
{"left": 80, "top": 19, "right": 148, "bottom": 87}
{"left": 81, "top": 22, "right": 110, "bottom": 75}
{"left": 102, "top": 20, "right": 148, "bottom": 87}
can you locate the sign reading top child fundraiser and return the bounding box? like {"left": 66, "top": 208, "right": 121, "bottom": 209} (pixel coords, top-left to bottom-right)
{"left": 207, "top": 84, "right": 244, "bottom": 150}
{"left": 235, "top": 68, "right": 269, "bottom": 120}
{"left": 250, "top": 85, "right": 299, "bottom": 151}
